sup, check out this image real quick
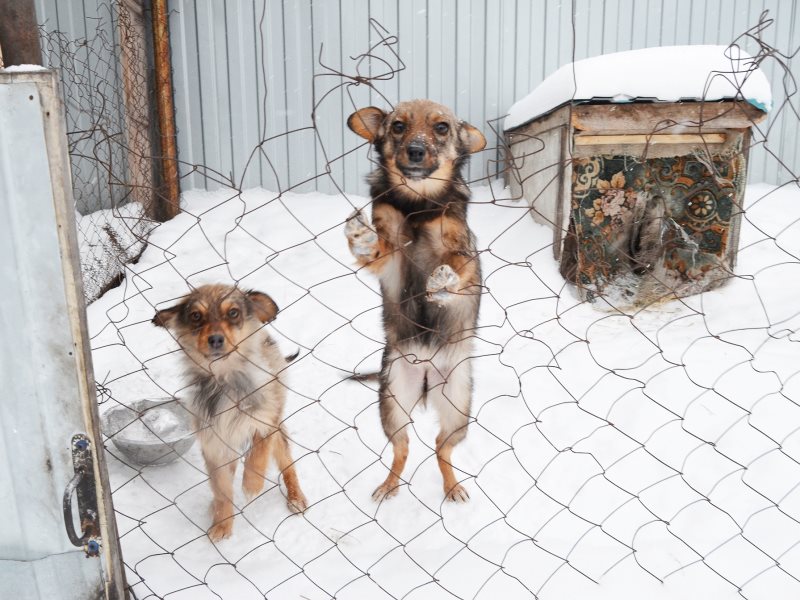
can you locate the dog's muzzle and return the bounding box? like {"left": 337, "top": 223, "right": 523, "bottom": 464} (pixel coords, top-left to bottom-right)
{"left": 398, "top": 143, "right": 437, "bottom": 180}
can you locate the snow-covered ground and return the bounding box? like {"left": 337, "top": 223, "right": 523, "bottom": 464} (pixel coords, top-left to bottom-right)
{"left": 88, "top": 180, "right": 800, "bottom": 599}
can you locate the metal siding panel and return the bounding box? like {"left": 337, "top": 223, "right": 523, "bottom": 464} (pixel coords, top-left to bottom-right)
{"left": 170, "top": 0, "right": 206, "bottom": 190}
{"left": 483, "top": 0, "right": 502, "bottom": 182}
{"left": 340, "top": 0, "right": 372, "bottom": 197}
{"left": 496, "top": 0, "right": 518, "bottom": 178}
{"left": 602, "top": 0, "right": 620, "bottom": 53}
{"left": 706, "top": 0, "right": 729, "bottom": 44}
{"left": 311, "top": 0, "right": 345, "bottom": 195}
{"left": 761, "top": 0, "right": 791, "bottom": 184}
{"left": 283, "top": 0, "right": 317, "bottom": 192}
{"left": 673, "top": 0, "right": 693, "bottom": 44}
{"left": 261, "top": 0, "right": 289, "bottom": 193}
{"left": 660, "top": 0, "right": 678, "bottom": 45}
{"left": 195, "top": 1, "right": 234, "bottom": 190}
{"left": 427, "top": 0, "right": 457, "bottom": 111}
{"left": 580, "top": 0, "right": 604, "bottom": 59}
{"left": 689, "top": 0, "right": 707, "bottom": 43}
{"left": 226, "top": 0, "right": 262, "bottom": 190}
{"left": 368, "top": 0, "right": 401, "bottom": 108}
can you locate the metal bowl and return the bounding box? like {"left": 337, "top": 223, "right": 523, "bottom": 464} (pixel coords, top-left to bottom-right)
{"left": 101, "top": 398, "right": 195, "bottom": 466}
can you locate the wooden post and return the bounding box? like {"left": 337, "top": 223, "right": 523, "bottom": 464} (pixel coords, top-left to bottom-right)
{"left": 117, "top": 0, "right": 156, "bottom": 218}
{"left": 0, "top": 0, "right": 42, "bottom": 67}
{"left": 151, "top": 0, "right": 180, "bottom": 220}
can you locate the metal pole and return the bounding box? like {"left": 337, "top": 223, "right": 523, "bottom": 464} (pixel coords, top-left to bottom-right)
{"left": 151, "top": 0, "right": 180, "bottom": 220}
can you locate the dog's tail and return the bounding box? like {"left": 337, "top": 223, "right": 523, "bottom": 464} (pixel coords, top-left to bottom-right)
{"left": 344, "top": 371, "right": 380, "bottom": 382}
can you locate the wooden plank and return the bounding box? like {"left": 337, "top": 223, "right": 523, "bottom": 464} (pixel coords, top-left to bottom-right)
{"left": 570, "top": 101, "right": 768, "bottom": 133}
{"left": 0, "top": 0, "right": 42, "bottom": 66}
{"left": 118, "top": 0, "right": 155, "bottom": 214}
{"left": 574, "top": 133, "right": 728, "bottom": 146}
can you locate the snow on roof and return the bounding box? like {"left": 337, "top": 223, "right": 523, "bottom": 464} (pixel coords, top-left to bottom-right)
{"left": 504, "top": 45, "right": 772, "bottom": 131}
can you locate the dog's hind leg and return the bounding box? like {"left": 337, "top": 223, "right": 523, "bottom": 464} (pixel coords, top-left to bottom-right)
{"left": 428, "top": 354, "right": 472, "bottom": 502}
{"left": 272, "top": 427, "right": 308, "bottom": 513}
{"left": 242, "top": 429, "right": 275, "bottom": 500}
{"left": 373, "top": 348, "right": 426, "bottom": 501}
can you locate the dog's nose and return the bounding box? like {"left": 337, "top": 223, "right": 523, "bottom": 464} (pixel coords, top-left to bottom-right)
{"left": 208, "top": 334, "right": 224, "bottom": 350}
{"left": 406, "top": 143, "right": 426, "bottom": 164}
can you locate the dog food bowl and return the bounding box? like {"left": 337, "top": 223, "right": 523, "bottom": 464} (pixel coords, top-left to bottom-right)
{"left": 101, "top": 398, "right": 195, "bottom": 466}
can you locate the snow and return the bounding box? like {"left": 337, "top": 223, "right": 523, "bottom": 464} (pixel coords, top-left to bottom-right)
{"left": 77, "top": 202, "right": 155, "bottom": 302}
{"left": 0, "top": 64, "right": 49, "bottom": 72}
{"left": 505, "top": 45, "right": 773, "bottom": 131}
{"left": 87, "top": 181, "right": 800, "bottom": 599}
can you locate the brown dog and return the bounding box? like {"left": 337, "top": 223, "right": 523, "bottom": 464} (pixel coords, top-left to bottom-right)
{"left": 153, "top": 284, "right": 306, "bottom": 541}
{"left": 345, "top": 99, "right": 486, "bottom": 502}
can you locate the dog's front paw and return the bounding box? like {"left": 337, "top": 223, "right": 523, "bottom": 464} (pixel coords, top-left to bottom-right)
{"left": 445, "top": 483, "right": 470, "bottom": 503}
{"left": 345, "top": 210, "right": 379, "bottom": 260}
{"left": 208, "top": 518, "right": 234, "bottom": 542}
{"left": 372, "top": 480, "right": 402, "bottom": 502}
{"left": 287, "top": 491, "right": 308, "bottom": 514}
{"left": 426, "top": 265, "right": 460, "bottom": 304}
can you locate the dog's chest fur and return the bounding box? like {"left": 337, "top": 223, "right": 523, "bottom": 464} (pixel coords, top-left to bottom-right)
{"left": 377, "top": 202, "right": 480, "bottom": 347}
{"left": 184, "top": 341, "right": 285, "bottom": 451}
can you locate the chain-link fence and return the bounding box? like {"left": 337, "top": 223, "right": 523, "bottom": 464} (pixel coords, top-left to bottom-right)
{"left": 40, "top": 0, "right": 159, "bottom": 302}
{"left": 42, "top": 3, "right": 800, "bottom": 599}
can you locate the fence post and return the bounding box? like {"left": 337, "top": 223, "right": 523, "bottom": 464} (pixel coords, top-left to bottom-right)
{"left": 0, "top": 0, "right": 41, "bottom": 67}
{"left": 151, "top": 0, "right": 180, "bottom": 220}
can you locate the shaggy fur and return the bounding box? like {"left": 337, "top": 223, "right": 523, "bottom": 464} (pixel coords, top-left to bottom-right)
{"left": 345, "top": 99, "right": 486, "bottom": 502}
{"left": 153, "top": 284, "right": 306, "bottom": 541}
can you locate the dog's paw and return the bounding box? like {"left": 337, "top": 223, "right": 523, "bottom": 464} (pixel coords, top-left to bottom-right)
{"left": 445, "top": 483, "right": 470, "bottom": 503}
{"left": 242, "top": 471, "right": 265, "bottom": 501}
{"left": 208, "top": 518, "right": 234, "bottom": 542}
{"left": 287, "top": 491, "right": 308, "bottom": 514}
{"left": 345, "top": 210, "right": 379, "bottom": 260}
{"left": 372, "top": 481, "right": 401, "bottom": 502}
{"left": 426, "top": 264, "right": 460, "bottom": 304}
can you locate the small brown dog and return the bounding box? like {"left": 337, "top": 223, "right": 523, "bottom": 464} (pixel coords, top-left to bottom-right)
{"left": 153, "top": 284, "right": 306, "bottom": 541}
{"left": 345, "top": 99, "right": 486, "bottom": 502}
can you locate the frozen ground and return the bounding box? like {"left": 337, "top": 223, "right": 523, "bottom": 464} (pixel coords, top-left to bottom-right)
{"left": 88, "top": 181, "right": 800, "bottom": 599}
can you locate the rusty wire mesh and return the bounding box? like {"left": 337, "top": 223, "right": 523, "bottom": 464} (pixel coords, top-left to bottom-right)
{"left": 40, "top": 1, "right": 158, "bottom": 303}
{"left": 43, "top": 4, "right": 800, "bottom": 599}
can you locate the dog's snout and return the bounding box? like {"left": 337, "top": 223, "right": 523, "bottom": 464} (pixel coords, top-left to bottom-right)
{"left": 208, "top": 334, "right": 225, "bottom": 350}
{"left": 406, "top": 143, "right": 426, "bottom": 164}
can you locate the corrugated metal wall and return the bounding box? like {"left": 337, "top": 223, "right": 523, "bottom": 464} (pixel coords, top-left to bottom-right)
{"left": 38, "top": 0, "right": 800, "bottom": 196}
{"left": 35, "top": 0, "right": 130, "bottom": 213}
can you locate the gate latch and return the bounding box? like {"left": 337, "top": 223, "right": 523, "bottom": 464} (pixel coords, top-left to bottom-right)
{"left": 63, "top": 434, "right": 101, "bottom": 557}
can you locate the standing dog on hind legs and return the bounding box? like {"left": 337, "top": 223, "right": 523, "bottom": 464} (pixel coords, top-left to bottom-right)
{"left": 153, "top": 284, "right": 307, "bottom": 541}
{"left": 345, "top": 99, "right": 486, "bottom": 503}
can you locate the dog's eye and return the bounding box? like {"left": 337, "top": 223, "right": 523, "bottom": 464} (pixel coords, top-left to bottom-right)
{"left": 227, "top": 308, "right": 240, "bottom": 319}
{"left": 189, "top": 311, "right": 202, "bottom": 323}
{"left": 391, "top": 121, "right": 405, "bottom": 134}
{"left": 434, "top": 122, "right": 449, "bottom": 135}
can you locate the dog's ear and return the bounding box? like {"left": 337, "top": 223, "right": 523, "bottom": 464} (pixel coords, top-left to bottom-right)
{"left": 152, "top": 304, "right": 183, "bottom": 328}
{"left": 247, "top": 291, "right": 279, "bottom": 323}
{"left": 459, "top": 122, "right": 486, "bottom": 154}
{"left": 347, "top": 107, "right": 386, "bottom": 141}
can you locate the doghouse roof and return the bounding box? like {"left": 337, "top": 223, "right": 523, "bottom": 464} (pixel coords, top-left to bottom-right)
{"left": 504, "top": 45, "right": 772, "bottom": 131}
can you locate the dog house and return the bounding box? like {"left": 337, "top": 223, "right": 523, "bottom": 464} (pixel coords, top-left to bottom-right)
{"left": 504, "top": 45, "right": 771, "bottom": 305}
